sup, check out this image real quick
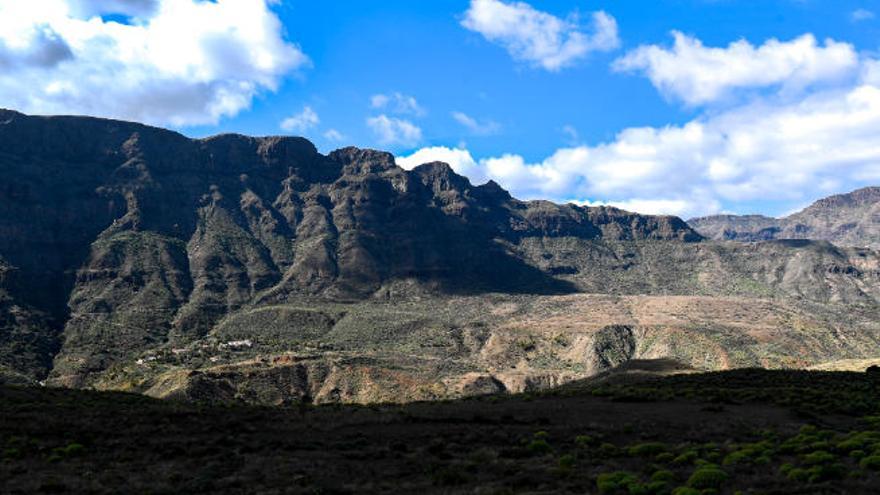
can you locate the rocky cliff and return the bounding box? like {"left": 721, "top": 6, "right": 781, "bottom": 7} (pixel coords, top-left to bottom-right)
{"left": 1, "top": 110, "right": 878, "bottom": 403}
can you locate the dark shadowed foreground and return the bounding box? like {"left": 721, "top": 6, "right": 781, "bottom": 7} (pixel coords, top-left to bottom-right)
{"left": 2, "top": 366, "right": 880, "bottom": 494}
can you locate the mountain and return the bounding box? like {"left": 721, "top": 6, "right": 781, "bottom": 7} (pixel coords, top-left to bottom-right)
{"left": 0, "top": 109, "right": 879, "bottom": 403}
{"left": 689, "top": 187, "right": 880, "bottom": 249}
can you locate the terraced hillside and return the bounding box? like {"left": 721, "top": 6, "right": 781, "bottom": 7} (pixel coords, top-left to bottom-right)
{"left": 0, "top": 109, "right": 878, "bottom": 403}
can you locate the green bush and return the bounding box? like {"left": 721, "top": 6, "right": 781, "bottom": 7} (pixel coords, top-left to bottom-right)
{"left": 628, "top": 442, "right": 668, "bottom": 457}
{"left": 672, "top": 450, "right": 698, "bottom": 465}
{"left": 687, "top": 466, "right": 728, "bottom": 489}
{"left": 671, "top": 487, "right": 701, "bottom": 495}
{"left": 802, "top": 450, "right": 835, "bottom": 465}
{"left": 527, "top": 439, "right": 551, "bottom": 455}
{"left": 650, "top": 470, "right": 674, "bottom": 483}
{"left": 806, "top": 463, "right": 846, "bottom": 483}
{"left": 596, "top": 471, "right": 639, "bottom": 494}
{"left": 645, "top": 480, "right": 670, "bottom": 494}
{"left": 575, "top": 434, "right": 596, "bottom": 447}
{"left": 558, "top": 454, "right": 575, "bottom": 471}
{"left": 786, "top": 467, "right": 810, "bottom": 482}
{"left": 850, "top": 449, "right": 866, "bottom": 459}
{"left": 860, "top": 455, "right": 880, "bottom": 470}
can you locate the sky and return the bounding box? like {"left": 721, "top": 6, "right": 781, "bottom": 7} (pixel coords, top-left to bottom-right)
{"left": 2, "top": 1, "right": 880, "bottom": 219}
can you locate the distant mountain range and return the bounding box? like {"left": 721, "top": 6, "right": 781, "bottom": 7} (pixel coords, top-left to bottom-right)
{"left": 0, "top": 110, "right": 878, "bottom": 404}
{"left": 689, "top": 187, "right": 880, "bottom": 249}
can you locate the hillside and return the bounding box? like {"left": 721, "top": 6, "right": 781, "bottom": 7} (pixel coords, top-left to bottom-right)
{"left": 689, "top": 187, "right": 880, "bottom": 249}
{"left": 3, "top": 368, "right": 880, "bottom": 494}
{"left": 0, "top": 110, "right": 879, "bottom": 403}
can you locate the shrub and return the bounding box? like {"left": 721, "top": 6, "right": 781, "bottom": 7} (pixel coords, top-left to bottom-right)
{"left": 687, "top": 466, "right": 728, "bottom": 489}
{"left": 628, "top": 443, "right": 668, "bottom": 457}
{"left": 860, "top": 455, "right": 880, "bottom": 470}
{"left": 527, "top": 439, "right": 551, "bottom": 455}
{"left": 786, "top": 468, "right": 810, "bottom": 482}
{"left": 672, "top": 450, "right": 698, "bottom": 465}
{"left": 596, "top": 471, "right": 639, "bottom": 494}
{"left": 651, "top": 470, "right": 674, "bottom": 483}
{"left": 671, "top": 487, "right": 701, "bottom": 495}
{"left": 645, "top": 481, "right": 669, "bottom": 494}
{"left": 806, "top": 463, "right": 846, "bottom": 483}
{"left": 558, "top": 454, "right": 575, "bottom": 471}
{"left": 575, "top": 434, "right": 596, "bottom": 448}
{"left": 3, "top": 447, "right": 22, "bottom": 460}
{"left": 655, "top": 452, "right": 675, "bottom": 463}
{"left": 802, "top": 450, "right": 835, "bottom": 465}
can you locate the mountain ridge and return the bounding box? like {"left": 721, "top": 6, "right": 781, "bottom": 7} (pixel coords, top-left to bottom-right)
{"left": 689, "top": 186, "right": 880, "bottom": 249}
{"left": 0, "top": 110, "right": 878, "bottom": 403}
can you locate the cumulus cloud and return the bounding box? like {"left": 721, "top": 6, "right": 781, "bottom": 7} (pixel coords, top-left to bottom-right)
{"left": 366, "top": 114, "right": 422, "bottom": 147}
{"left": 280, "top": 106, "right": 319, "bottom": 133}
{"left": 461, "top": 0, "right": 619, "bottom": 71}
{"left": 614, "top": 32, "right": 858, "bottom": 106}
{"left": 399, "top": 34, "right": 880, "bottom": 219}
{"left": 370, "top": 92, "right": 425, "bottom": 116}
{"left": 452, "top": 111, "right": 500, "bottom": 135}
{"left": 0, "top": 0, "right": 307, "bottom": 126}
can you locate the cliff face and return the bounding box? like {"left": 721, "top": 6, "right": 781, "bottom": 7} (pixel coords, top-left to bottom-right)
{"left": 0, "top": 110, "right": 878, "bottom": 401}
{"left": 689, "top": 187, "right": 880, "bottom": 249}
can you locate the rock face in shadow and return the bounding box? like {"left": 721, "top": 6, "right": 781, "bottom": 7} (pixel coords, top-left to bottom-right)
{"left": 689, "top": 187, "right": 880, "bottom": 249}
{"left": 0, "top": 110, "right": 702, "bottom": 384}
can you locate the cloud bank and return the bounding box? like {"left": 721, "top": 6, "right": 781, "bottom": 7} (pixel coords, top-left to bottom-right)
{"left": 400, "top": 34, "right": 880, "bottom": 218}
{"left": 0, "top": 0, "right": 307, "bottom": 126}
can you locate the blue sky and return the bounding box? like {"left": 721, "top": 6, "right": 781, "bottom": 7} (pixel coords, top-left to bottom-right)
{"left": 2, "top": 0, "right": 880, "bottom": 218}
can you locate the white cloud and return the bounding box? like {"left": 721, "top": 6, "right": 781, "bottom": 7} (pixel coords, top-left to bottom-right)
{"left": 400, "top": 34, "right": 880, "bottom": 219}
{"left": 396, "top": 146, "right": 483, "bottom": 179}
{"left": 614, "top": 32, "right": 858, "bottom": 106}
{"left": 366, "top": 114, "right": 422, "bottom": 147}
{"left": 461, "top": 0, "right": 619, "bottom": 71}
{"left": 280, "top": 106, "right": 319, "bottom": 133}
{"left": 370, "top": 92, "right": 425, "bottom": 116}
{"left": 0, "top": 0, "right": 307, "bottom": 126}
{"left": 323, "top": 128, "right": 345, "bottom": 142}
{"left": 452, "top": 111, "right": 500, "bottom": 135}
{"left": 852, "top": 8, "right": 875, "bottom": 22}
